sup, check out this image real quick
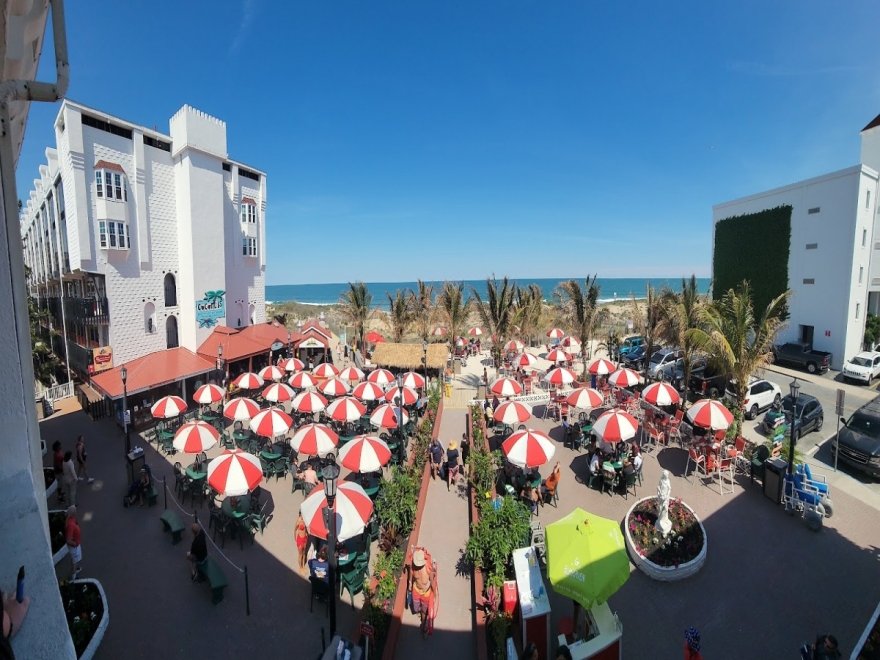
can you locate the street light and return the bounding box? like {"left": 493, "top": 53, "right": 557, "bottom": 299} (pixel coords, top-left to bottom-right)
{"left": 321, "top": 462, "right": 341, "bottom": 638}
{"left": 788, "top": 378, "right": 801, "bottom": 475}
{"left": 216, "top": 345, "right": 226, "bottom": 398}
{"left": 287, "top": 331, "right": 292, "bottom": 358}
{"left": 121, "top": 365, "right": 130, "bottom": 455}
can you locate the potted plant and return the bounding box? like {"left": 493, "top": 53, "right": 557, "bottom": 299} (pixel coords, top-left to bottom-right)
{"left": 60, "top": 578, "right": 109, "bottom": 659}
{"left": 624, "top": 496, "right": 707, "bottom": 581}
{"left": 48, "top": 509, "right": 69, "bottom": 565}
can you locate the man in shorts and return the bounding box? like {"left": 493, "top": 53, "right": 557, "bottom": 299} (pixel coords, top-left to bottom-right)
{"left": 407, "top": 549, "right": 437, "bottom": 638}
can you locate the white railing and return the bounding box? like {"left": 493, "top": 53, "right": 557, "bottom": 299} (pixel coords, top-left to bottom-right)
{"left": 40, "top": 381, "right": 75, "bottom": 402}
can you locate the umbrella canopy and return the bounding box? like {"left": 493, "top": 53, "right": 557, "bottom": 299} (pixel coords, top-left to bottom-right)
{"left": 352, "top": 381, "right": 385, "bottom": 402}
{"left": 339, "top": 435, "right": 391, "bottom": 473}
{"left": 249, "top": 408, "right": 293, "bottom": 438}
{"left": 687, "top": 398, "right": 733, "bottom": 430}
{"left": 432, "top": 326, "right": 448, "bottom": 337}
{"left": 593, "top": 409, "right": 639, "bottom": 443}
{"left": 151, "top": 395, "right": 187, "bottom": 419}
{"left": 494, "top": 400, "right": 532, "bottom": 425}
{"left": 384, "top": 385, "right": 418, "bottom": 406}
{"left": 279, "top": 357, "right": 305, "bottom": 372}
{"left": 546, "top": 349, "right": 573, "bottom": 364}
{"left": 233, "top": 372, "right": 264, "bottom": 390}
{"left": 515, "top": 352, "right": 538, "bottom": 368}
{"left": 300, "top": 481, "right": 374, "bottom": 542}
{"left": 291, "top": 390, "right": 328, "bottom": 414}
{"left": 258, "top": 365, "right": 285, "bottom": 382}
{"left": 313, "top": 363, "right": 340, "bottom": 379}
{"left": 546, "top": 508, "right": 629, "bottom": 609}
{"left": 455, "top": 337, "right": 466, "bottom": 347}
{"left": 490, "top": 377, "right": 523, "bottom": 397}
{"left": 370, "top": 403, "right": 410, "bottom": 429}
{"left": 588, "top": 358, "right": 617, "bottom": 376}
{"left": 262, "top": 382, "right": 295, "bottom": 403}
{"left": 290, "top": 423, "right": 339, "bottom": 457}
{"left": 502, "top": 428, "right": 556, "bottom": 468}
{"left": 467, "top": 327, "right": 483, "bottom": 336}
{"left": 223, "top": 397, "right": 260, "bottom": 421}
{"left": 642, "top": 381, "right": 681, "bottom": 407}
{"left": 173, "top": 421, "right": 219, "bottom": 453}
{"left": 289, "top": 371, "right": 318, "bottom": 389}
{"left": 365, "top": 331, "right": 385, "bottom": 344}
{"left": 326, "top": 396, "right": 367, "bottom": 423}
{"left": 566, "top": 387, "right": 604, "bottom": 410}
{"left": 193, "top": 384, "right": 224, "bottom": 405}
{"left": 561, "top": 336, "right": 581, "bottom": 351}
{"left": 319, "top": 377, "right": 351, "bottom": 397}
{"left": 546, "top": 328, "right": 566, "bottom": 339}
{"left": 339, "top": 366, "right": 365, "bottom": 382}
{"left": 400, "top": 371, "right": 426, "bottom": 389}
{"left": 607, "top": 368, "right": 643, "bottom": 388}
{"left": 207, "top": 449, "right": 262, "bottom": 496}
{"left": 504, "top": 339, "right": 525, "bottom": 353}
{"left": 366, "top": 368, "right": 395, "bottom": 386}
{"left": 544, "top": 367, "right": 576, "bottom": 387}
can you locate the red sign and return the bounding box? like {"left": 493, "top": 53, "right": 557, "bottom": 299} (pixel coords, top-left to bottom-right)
{"left": 359, "top": 622, "right": 374, "bottom": 638}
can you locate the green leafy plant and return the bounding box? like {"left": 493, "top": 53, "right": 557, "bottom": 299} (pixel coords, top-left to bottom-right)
{"left": 487, "top": 612, "right": 513, "bottom": 660}
{"left": 465, "top": 496, "right": 531, "bottom": 579}
{"left": 375, "top": 466, "right": 419, "bottom": 542}
{"left": 865, "top": 313, "right": 880, "bottom": 349}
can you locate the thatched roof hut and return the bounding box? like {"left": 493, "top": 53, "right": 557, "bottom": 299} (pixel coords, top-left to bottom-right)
{"left": 371, "top": 342, "right": 449, "bottom": 370}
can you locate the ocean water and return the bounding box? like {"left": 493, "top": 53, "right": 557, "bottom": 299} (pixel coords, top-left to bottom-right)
{"left": 267, "top": 277, "right": 710, "bottom": 306}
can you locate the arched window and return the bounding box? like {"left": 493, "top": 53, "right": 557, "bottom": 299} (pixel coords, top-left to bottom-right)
{"left": 164, "top": 273, "right": 177, "bottom": 307}
{"left": 144, "top": 302, "right": 156, "bottom": 334}
{"left": 166, "top": 316, "right": 179, "bottom": 349}
{"left": 249, "top": 303, "right": 256, "bottom": 326}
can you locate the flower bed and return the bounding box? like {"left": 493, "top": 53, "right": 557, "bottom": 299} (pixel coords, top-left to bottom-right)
{"left": 49, "top": 509, "right": 69, "bottom": 565}
{"left": 624, "top": 497, "right": 707, "bottom": 581}
{"left": 60, "top": 578, "right": 109, "bottom": 659}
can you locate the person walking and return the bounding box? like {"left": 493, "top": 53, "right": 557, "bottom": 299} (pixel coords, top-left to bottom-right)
{"left": 407, "top": 548, "right": 438, "bottom": 639}
{"left": 65, "top": 506, "right": 82, "bottom": 579}
{"left": 460, "top": 432, "right": 470, "bottom": 476}
{"left": 61, "top": 451, "right": 77, "bottom": 506}
{"left": 684, "top": 626, "right": 703, "bottom": 660}
{"left": 445, "top": 440, "right": 460, "bottom": 491}
{"left": 186, "top": 523, "right": 207, "bottom": 580}
{"left": 75, "top": 435, "right": 94, "bottom": 484}
{"left": 294, "top": 513, "right": 309, "bottom": 571}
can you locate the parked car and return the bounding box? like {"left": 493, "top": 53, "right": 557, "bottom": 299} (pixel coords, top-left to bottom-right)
{"left": 646, "top": 348, "right": 683, "bottom": 380}
{"left": 621, "top": 345, "right": 649, "bottom": 369}
{"left": 618, "top": 336, "right": 645, "bottom": 358}
{"left": 688, "top": 361, "right": 728, "bottom": 399}
{"left": 771, "top": 342, "right": 832, "bottom": 374}
{"left": 836, "top": 396, "right": 880, "bottom": 479}
{"left": 781, "top": 393, "right": 824, "bottom": 436}
{"left": 842, "top": 351, "right": 880, "bottom": 384}
{"left": 725, "top": 377, "right": 783, "bottom": 420}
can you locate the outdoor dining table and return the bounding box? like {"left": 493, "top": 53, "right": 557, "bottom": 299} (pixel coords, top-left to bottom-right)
{"left": 186, "top": 465, "right": 207, "bottom": 481}
{"left": 221, "top": 494, "right": 251, "bottom": 519}
{"left": 602, "top": 461, "right": 623, "bottom": 473}
{"left": 157, "top": 429, "right": 174, "bottom": 442}
{"left": 260, "top": 450, "right": 282, "bottom": 462}
{"left": 338, "top": 435, "right": 355, "bottom": 446}
{"left": 337, "top": 549, "right": 362, "bottom": 568}
{"left": 200, "top": 411, "right": 220, "bottom": 423}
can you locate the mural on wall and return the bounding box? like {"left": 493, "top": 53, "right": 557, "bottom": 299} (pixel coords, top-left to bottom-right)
{"left": 196, "top": 290, "right": 226, "bottom": 328}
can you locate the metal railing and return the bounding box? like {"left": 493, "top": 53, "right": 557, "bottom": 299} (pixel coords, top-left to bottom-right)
{"left": 40, "top": 381, "right": 74, "bottom": 402}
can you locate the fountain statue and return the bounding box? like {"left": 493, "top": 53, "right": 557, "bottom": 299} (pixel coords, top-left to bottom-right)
{"left": 655, "top": 469, "right": 672, "bottom": 537}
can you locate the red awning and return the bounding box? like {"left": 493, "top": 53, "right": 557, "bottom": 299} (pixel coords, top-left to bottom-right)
{"left": 91, "top": 347, "right": 215, "bottom": 399}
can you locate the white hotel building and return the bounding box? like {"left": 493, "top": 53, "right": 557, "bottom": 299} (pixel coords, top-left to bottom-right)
{"left": 713, "top": 115, "right": 880, "bottom": 370}
{"left": 20, "top": 100, "right": 267, "bottom": 377}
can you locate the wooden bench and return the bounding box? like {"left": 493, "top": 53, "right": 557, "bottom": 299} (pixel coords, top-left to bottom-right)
{"left": 159, "top": 510, "right": 185, "bottom": 544}
{"left": 197, "top": 557, "right": 228, "bottom": 604}
{"left": 146, "top": 484, "right": 159, "bottom": 507}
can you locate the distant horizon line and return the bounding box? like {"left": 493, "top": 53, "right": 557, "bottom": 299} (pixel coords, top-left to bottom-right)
{"left": 267, "top": 275, "right": 712, "bottom": 287}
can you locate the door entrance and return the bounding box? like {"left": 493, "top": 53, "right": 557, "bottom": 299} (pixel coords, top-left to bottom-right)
{"left": 799, "top": 325, "right": 814, "bottom": 347}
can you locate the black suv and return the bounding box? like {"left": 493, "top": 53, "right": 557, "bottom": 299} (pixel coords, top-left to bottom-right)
{"left": 836, "top": 396, "right": 880, "bottom": 479}
{"left": 781, "top": 393, "right": 824, "bottom": 436}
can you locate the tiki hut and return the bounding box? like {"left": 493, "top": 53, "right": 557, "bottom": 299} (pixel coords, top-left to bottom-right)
{"left": 370, "top": 342, "right": 449, "bottom": 370}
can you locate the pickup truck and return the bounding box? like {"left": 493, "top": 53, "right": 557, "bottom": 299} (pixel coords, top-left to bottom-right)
{"left": 771, "top": 342, "right": 832, "bottom": 375}
{"left": 688, "top": 362, "right": 728, "bottom": 399}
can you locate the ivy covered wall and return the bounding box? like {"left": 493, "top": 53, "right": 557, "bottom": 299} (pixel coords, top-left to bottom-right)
{"left": 713, "top": 205, "right": 792, "bottom": 317}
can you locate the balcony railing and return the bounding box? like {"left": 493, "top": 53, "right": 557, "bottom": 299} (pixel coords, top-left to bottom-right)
{"left": 43, "top": 296, "right": 110, "bottom": 326}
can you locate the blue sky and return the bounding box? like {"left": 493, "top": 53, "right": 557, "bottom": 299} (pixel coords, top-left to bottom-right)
{"left": 17, "top": 1, "right": 880, "bottom": 284}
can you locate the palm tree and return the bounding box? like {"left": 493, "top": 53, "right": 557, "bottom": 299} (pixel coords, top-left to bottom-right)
{"left": 409, "top": 280, "right": 435, "bottom": 343}
{"left": 556, "top": 276, "right": 601, "bottom": 378}
{"left": 471, "top": 276, "right": 518, "bottom": 369}
{"left": 437, "top": 281, "right": 469, "bottom": 357}
{"left": 686, "top": 280, "right": 788, "bottom": 436}
{"left": 657, "top": 275, "right": 703, "bottom": 407}
{"left": 387, "top": 290, "right": 412, "bottom": 343}
{"left": 629, "top": 285, "right": 663, "bottom": 383}
{"left": 338, "top": 281, "right": 373, "bottom": 354}
{"left": 512, "top": 284, "right": 544, "bottom": 348}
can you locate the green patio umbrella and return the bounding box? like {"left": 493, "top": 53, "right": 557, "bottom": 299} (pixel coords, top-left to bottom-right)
{"left": 545, "top": 507, "right": 630, "bottom": 609}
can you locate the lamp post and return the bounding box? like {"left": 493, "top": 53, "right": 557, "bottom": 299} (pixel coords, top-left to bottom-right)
{"left": 287, "top": 331, "right": 292, "bottom": 358}
{"left": 121, "top": 365, "right": 130, "bottom": 455}
{"left": 216, "top": 345, "right": 226, "bottom": 398}
{"left": 422, "top": 339, "right": 428, "bottom": 389}
{"left": 788, "top": 378, "right": 800, "bottom": 475}
{"left": 321, "top": 462, "right": 340, "bottom": 638}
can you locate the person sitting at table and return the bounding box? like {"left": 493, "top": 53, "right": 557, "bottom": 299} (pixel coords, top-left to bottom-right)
{"left": 296, "top": 463, "right": 319, "bottom": 487}
{"left": 491, "top": 395, "right": 500, "bottom": 411}
{"left": 561, "top": 416, "right": 571, "bottom": 439}
{"left": 428, "top": 437, "right": 444, "bottom": 480}
{"left": 124, "top": 465, "right": 152, "bottom": 507}
{"left": 540, "top": 462, "right": 561, "bottom": 505}
{"left": 629, "top": 444, "right": 643, "bottom": 472}
{"left": 589, "top": 451, "right": 602, "bottom": 487}
{"left": 308, "top": 546, "right": 329, "bottom": 583}
{"left": 445, "top": 440, "right": 461, "bottom": 490}
{"left": 186, "top": 523, "right": 207, "bottom": 580}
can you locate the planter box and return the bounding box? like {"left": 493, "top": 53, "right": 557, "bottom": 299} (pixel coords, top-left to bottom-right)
{"left": 67, "top": 579, "right": 109, "bottom": 660}
{"left": 623, "top": 497, "right": 707, "bottom": 582}
{"left": 45, "top": 468, "right": 58, "bottom": 499}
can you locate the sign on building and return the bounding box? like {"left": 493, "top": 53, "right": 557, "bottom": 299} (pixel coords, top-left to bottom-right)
{"left": 196, "top": 290, "right": 226, "bottom": 328}
{"left": 91, "top": 346, "right": 113, "bottom": 373}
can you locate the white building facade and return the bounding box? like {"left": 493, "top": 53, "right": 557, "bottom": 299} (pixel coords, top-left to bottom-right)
{"left": 20, "top": 101, "right": 267, "bottom": 376}
{"left": 713, "top": 116, "right": 880, "bottom": 370}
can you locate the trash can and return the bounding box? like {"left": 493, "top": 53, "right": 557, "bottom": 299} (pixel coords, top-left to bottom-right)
{"left": 41, "top": 397, "right": 53, "bottom": 418}
{"left": 444, "top": 383, "right": 452, "bottom": 398}
{"left": 477, "top": 384, "right": 487, "bottom": 400}
{"left": 763, "top": 457, "right": 788, "bottom": 504}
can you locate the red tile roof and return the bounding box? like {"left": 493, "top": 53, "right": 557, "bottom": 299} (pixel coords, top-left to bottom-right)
{"left": 197, "top": 323, "right": 290, "bottom": 362}
{"left": 862, "top": 113, "right": 880, "bottom": 132}
{"left": 291, "top": 328, "right": 329, "bottom": 348}
{"left": 94, "top": 160, "right": 126, "bottom": 174}
{"left": 299, "top": 320, "right": 332, "bottom": 339}
{"left": 91, "top": 347, "right": 214, "bottom": 399}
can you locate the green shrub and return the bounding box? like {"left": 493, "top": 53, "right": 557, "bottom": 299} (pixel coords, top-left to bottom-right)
{"left": 465, "top": 496, "right": 531, "bottom": 579}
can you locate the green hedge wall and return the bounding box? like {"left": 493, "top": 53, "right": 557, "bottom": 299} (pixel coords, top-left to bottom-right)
{"left": 713, "top": 205, "right": 791, "bottom": 318}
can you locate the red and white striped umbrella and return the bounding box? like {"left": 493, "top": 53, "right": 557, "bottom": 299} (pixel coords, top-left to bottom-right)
{"left": 546, "top": 349, "right": 573, "bottom": 364}
{"left": 326, "top": 396, "right": 367, "bottom": 423}
{"left": 366, "top": 368, "right": 395, "bottom": 386}
{"left": 494, "top": 400, "right": 532, "bottom": 425}
{"left": 504, "top": 339, "right": 525, "bottom": 353}
{"left": 339, "top": 366, "right": 365, "bottom": 382}
{"left": 207, "top": 449, "right": 263, "bottom": 496}
{"left": 468, "top": 327, "right": 483, "bottom": 336}
{"left": 502, "top": 429, "right": 556, "bottom": 469}
{"left": 455, "top": 337, "right": 466, "bottom": 347}
{"left": 546, "top": 328, "right": 566, "bottom": 339}
{"left": 687, "top": 398, "right": 734, "bottom": 430}
{"left": 291, "top": 390, "right": 328, "bottom": 414}
{"left": 352, "top": 381, "right": 385, "bottom": 402}
{"left": 233, "top": 372, "right": 264, "bottom": 390}
{"left": 300, "top": 481, "right": 374, "bottom": 542}
{"left": 151, "top": 395, "right": 187, "bottom": 419}
{"left": 515, "top": 352, "right": 538, "bottom": 368}
{"left": 400, "top": 371, "right": 426, "bottom": 389}
{"left": 193, "top": 384, "right": 224, "bottom": 405}
{"left": 490, "top": 377, "right": 523, "bottom": 397}
{"left": 313, "top": 363, "right": 340, "bottom": 379}
{"left": 588, "top": 358, "right": 617, "bottom": 376}
{"left": 432, "top": 326, "right": 448, "bottom": 337}
{"left": 319, "top": 377, "right": 351, "bottom": 397}
{"left": 593, "top": 409, "right": 639, "bottom": 443}
{"left": 280, "top": 357, "right": 306, "bottom": 372}
{"left": 608, "top": 368, "right": 643, "bottom": 388}
{"left": 290, "top": 423, "right": 339, "bottom": 457}
{"left": 544, "top": 367, "right": 577, "bottom": 386}
{"left": 262, "top": 382, "right": 295, "bottom": 403}
{"left": 370, "top": 403, "right": 410, "bottom": 429}
{"left": 566, "top": 387, "right": 604, "bottom": 409}
{"left": 249, "top": 407, "right": 293, "bottom": 438}
{"left": 339, "top": 435, "right": 391, "bottom": 473}
{"left": 173, "top": 421, "right": 219, "bottom": 453}
{"left": 259, "top": 365, "right": 285, "bottom": 382}
{"left": 289, "top": 371, "right": 318, "bottom": 389}
{"left": 223, "top": 397, "right": 260, "bottom": 421}
{"left": 642, "top": 381, "right": 681, "bottom": 407}
{"left": 561, "top": 336, "right": 581, "bottom": 351}
{"left": 384, "top": 385, "right": 419, "bottom": 406}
